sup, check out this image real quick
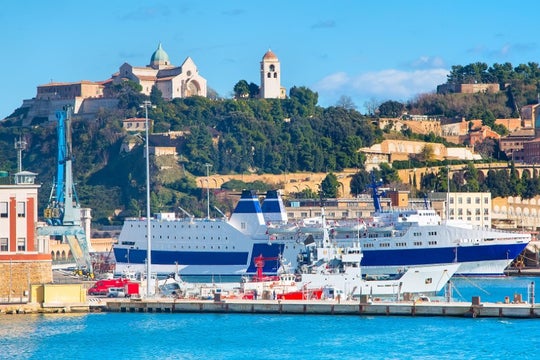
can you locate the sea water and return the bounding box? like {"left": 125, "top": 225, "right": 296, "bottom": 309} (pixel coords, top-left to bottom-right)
{"left": 1, "top": 277, "right": 540, "bottom": 360}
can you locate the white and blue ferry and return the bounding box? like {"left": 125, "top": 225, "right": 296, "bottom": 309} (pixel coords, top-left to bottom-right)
{"left": 113, "top": 188, "right": 530, "bottom": 277}
{"left": 113, "top": 190, "right": 304, "bottom": 276}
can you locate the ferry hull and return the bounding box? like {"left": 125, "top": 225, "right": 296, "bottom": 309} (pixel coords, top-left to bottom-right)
{"left": 113, "top": 243, "right": 291, "bottom": 276}
{"left": 358, "top": 242, "right": 528, "bottom": 276}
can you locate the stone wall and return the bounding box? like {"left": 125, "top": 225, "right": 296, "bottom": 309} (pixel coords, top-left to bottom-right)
{"left": 0, "top": 260, "right": 52, "bottom": 301}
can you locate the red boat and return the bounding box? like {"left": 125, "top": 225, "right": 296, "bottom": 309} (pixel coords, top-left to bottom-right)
{"left": 276, "top": 287, "right": 323, "bottom": 300}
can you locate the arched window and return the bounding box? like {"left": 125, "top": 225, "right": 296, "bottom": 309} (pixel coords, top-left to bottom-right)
{"left": 269, "top": 65, "right": 275, "bottom": 72}
{"left": 274, "top": 73, "right": 277, "bottom": 78}
{"left": 267, "top": 72, "right": 271, "bottom": 78}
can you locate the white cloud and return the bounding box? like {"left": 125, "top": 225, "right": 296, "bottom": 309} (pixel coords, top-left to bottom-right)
{"left": 314, "top": 72, "right": 350, "bottom": 91}
{"left": 411, "top": 56, "right": 445, "bottom": 69}
{"left": 314, "top": 68, "right": 449, "bottom": 106}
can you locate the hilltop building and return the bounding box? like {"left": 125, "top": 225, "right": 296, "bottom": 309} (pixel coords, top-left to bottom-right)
{"left": 260, "top": 50, "right": 286, "bottom": 99}
{"left": 112, "top": 43, "right": 207, "bottom": 99}
{"left": 360, "top": 139, "right": 481, "bottom": 171}
{"left": 378, "top": 115, "right": 442, "bottom": 136}
{"left": 16, "top": 43, "right": 206, "bottom": 124}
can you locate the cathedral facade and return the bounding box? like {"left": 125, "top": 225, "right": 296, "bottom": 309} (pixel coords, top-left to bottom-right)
{"left": 112, "top": 43, "right": 207, "bottom": 99}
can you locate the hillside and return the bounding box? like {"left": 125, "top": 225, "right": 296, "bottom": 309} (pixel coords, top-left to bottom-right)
{"left": 1, "top": 62, "right": 540, "bottom": 224}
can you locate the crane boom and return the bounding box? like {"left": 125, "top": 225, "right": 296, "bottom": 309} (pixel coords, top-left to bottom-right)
{"left": 39, "top": 106, "right": 94, "bottom": 276}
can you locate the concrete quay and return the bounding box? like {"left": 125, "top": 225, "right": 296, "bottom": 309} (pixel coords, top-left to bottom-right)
{"left": 102, "top": 298, "right": 539, "bottom": 319}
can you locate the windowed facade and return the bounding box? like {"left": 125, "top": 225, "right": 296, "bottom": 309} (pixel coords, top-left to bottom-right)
{"left": 435, "top": 192, "right": 492, "bottom": 229}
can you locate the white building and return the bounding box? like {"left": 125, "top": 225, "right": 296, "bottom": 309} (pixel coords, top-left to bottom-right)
{"left": 260, "top": 49, "right": 286, "bottom": 99}
{"left": 112, "top": 43, "right": 207, "bottom": 100}
{"left": 429, "top": 192, "right": 492, "bottom": 229}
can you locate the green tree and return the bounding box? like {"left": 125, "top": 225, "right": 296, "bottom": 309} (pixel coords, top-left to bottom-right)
{"left": 110, "top": 80, "right": 145, "bottom": 110}
{"left": 320, "top": 173, "right": 339, "bottom": 198}
{"left": 233, "top": 80, "right": 250, "bottom": 99}
{"left": 378, "top": 100, "right": 404, "bottom": 117}
{"left": 350, "top": 170, "right": 370, "bottom": 196}
{"left": 248, "top": 82, "right": 260, "bottom": 98}
{"left": 463, "top": 163, "right": 480, "bottom": 192}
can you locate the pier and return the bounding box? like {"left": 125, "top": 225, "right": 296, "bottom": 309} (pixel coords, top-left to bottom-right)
{"left": 99, "top": 297, "right": 539, "bottom": 319}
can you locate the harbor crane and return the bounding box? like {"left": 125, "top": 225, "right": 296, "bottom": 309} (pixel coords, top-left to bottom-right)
{"left": 38, "top": 106, "right": 94, "bottom": 276}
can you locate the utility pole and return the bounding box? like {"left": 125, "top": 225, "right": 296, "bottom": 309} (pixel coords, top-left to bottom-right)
{"left": 205, "top": 163, "right": 212, "bottom": 219}
{"left": 141, "top": 100, "right": 154, "bottom": 297}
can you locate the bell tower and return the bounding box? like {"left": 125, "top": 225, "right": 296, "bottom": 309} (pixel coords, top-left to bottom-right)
{"left": 260, "top": 49, "right": 284, "bottom": 99}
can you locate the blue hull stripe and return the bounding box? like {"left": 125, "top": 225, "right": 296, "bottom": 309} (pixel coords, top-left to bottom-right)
{"left": 360, "top": 243, "right": 528, "bottom": 266}
{"left": 114, "top": 243, "right": 285, "bottom": 273}
{"left": 114, "top": 243, "right": 526, "bottom": 272}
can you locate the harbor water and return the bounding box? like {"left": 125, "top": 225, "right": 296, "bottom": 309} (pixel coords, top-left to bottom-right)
{"left": 1, "top": 277, "right": 540, "bottom": 360}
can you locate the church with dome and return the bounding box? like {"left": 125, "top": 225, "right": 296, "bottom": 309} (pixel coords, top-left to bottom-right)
{"left": 111, "top": 43, "right": 207, "bottom": 99}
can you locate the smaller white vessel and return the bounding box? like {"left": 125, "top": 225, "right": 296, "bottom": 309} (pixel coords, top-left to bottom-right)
{"left": 295, "top": 209, "right": 460, "bottom": 300}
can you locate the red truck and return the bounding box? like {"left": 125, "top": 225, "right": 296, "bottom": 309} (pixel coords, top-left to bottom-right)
{"left": 87, "top": 278, "right": 139, "bottom": 297}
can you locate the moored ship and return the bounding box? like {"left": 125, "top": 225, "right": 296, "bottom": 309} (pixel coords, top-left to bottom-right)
{"left": 113, "top": 190, "right": 303, "bottom": 276}
{"left": 113, "top": 187, "right": 530, "bottom": 277}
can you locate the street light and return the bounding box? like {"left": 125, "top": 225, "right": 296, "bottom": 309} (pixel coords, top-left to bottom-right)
{"left": 204, "top": 163, "right": 212, "bottom": 219}
{"left": 141, "top": 100, "right": 154, "bottom": 297}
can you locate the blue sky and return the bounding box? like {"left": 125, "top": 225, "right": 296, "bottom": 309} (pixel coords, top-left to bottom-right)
{"left": 1, "top": 0, "right": 539, "bottom": 119}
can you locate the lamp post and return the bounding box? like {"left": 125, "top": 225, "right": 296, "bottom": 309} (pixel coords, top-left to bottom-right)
{"left": 141, "top": 100, "right": 153, "bottom": 297}
{"left": 204, "top": 163, "right": 212, "bottom": 219}
{"left": 446, "top": 165, "right": 450, "bottom": 222}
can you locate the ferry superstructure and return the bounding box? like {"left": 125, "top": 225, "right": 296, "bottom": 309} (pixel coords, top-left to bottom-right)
{"left": 113, "top": 190, "right": 303, "bottom": 276}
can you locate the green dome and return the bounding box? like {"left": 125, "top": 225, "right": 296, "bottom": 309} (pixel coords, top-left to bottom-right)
{"left": 150, "top": 43, "right": 170, "bottom": 66}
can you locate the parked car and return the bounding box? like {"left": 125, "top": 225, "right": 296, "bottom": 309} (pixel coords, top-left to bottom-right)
{"left": 107, "top": 287, "right": 126, "bottom": 298}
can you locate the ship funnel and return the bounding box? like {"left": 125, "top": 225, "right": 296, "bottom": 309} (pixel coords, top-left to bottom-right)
{"left": 261, "top": 190, "right": 288, "bottom": 224}
{"left": 229, "top": 190, "right": 266, "bottom": 232}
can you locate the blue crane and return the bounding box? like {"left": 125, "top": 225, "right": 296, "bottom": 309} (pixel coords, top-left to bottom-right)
{"left": 39, "top": 106, "right": 94, "bottom": 277}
